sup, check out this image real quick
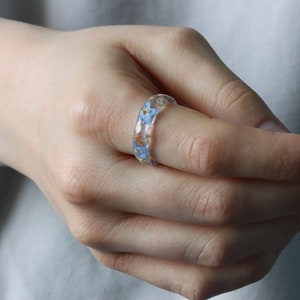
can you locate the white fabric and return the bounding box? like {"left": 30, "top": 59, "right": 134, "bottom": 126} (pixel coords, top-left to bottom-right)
{"left": 1, "top": 1, "right": 300, "bottom": 299}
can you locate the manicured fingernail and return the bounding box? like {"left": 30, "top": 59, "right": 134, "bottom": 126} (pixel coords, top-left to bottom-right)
{"left": 259, "top": 120, "right": 289, "bottom": 133}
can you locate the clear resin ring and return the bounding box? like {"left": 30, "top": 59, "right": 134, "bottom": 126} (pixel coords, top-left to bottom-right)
{"left": 133, "top": 94, "right": 177, "bottom": 165}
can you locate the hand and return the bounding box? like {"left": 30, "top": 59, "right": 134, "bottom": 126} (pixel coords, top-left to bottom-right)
{"left": 1, "top": 20, "right": 300, "bottom": 299}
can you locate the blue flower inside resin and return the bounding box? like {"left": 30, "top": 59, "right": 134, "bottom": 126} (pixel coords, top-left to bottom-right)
{"left": 133, "top": 141, "right": 149, "bottom": 160}
{"left": 138, "top": 101, "right": 158, "bottom": 124}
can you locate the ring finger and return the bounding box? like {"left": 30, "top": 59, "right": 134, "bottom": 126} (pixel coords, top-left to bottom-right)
{"left": 74, "top": 154, "right": 300, "bottom": 226}
{"left": 66, "top": 201, "right": 299, "bottom": 267}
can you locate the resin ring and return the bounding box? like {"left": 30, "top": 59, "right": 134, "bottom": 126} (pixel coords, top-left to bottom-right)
{"left": 133, "top": 94, "right": 177, "bottom": 165}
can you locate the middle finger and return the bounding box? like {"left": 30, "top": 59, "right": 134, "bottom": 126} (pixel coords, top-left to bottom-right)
{"left": 92, "top": 159, "right": 300, "bottom": 226}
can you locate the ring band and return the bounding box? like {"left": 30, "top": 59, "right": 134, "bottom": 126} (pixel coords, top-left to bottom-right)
{"left": 133, "top": 94, "right": 177, "bottom": 165}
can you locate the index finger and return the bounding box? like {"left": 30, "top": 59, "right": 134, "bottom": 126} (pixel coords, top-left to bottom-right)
{"left": 151, "top": 104, "right": 300, "bottom": 180}
{"left": 96, "top": 69, "right": 300, "bottom": 181}
{"left": 82, "top": 44, "right": 299, "bottom": 181}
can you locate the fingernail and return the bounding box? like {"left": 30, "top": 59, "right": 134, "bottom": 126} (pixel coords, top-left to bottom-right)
{"left": 259, "top": 120, "right": 289, "bottom": 133}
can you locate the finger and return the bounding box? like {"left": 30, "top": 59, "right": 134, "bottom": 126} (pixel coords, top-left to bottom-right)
{"left": 67, "top": 204, "right": 298, "bottom": 267}
{"left": 81, "top": 158, "right": 300, "bottom": 225}
{"left": 114, "top": 26, "right": 287, "bottom": 131}
{"left": 94, "top": 248, "right": 281, "bottom": 300}
{"left": 114, "top": 164, "right": 300, "bottom": 224}
{"left": 107, "top": 88, "right": 300, "bottom": 180}
{"left": 147, "top": 105, "right": 300, "bottom": 180}
{"left": 73, "top": 55, "right": 300, "bottom": 180}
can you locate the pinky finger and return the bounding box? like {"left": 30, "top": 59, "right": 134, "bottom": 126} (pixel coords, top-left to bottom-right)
{"left": 92, "top": 248, "right": 282, "bottom": 300}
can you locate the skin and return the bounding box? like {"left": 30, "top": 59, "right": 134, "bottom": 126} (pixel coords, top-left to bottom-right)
{"left": 1, "top": 19, "right": 300, "bottom": 299}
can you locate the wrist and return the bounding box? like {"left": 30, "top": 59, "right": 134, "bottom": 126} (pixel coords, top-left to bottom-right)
{"left": 0, "top": 19, "right": 54, "bottom": 172}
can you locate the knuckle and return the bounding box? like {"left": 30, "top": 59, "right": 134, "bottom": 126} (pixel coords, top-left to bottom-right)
{"left": 163, "top": 26, "right": 205, "bottom": 50}
{"left": 69, "top": 214, "right": 117, "bottom": 248}
{"left": 69, "top": 77, "right": 144, "bottom": 150}
{"left": 177, "top": 179, "right": 205, "bottom": 222}
{"left": 181, "top": 186, "right": 204, "bottom": 223}
{"left": 198, "top": 183, "right": 239, "bottom": 224}
{"left": 71, "top": 89, "right": 98, "bottom": 132}
{"left": 179, "top": 133, "right": 223, "bottom": 176}
{"left": 215, "top": 79, "right": 255, "bottom": 116}
{"left": 199, "top": 234, "right": 230, "bottom": 267}
{"left": 99, "top": 252, "right": 132, "bottom": 274}
{"left": 55, "top": 158, "right": 93, "bottom": 205}
{"left": 198, "top": 136, "right": 223, "bottom": 176}
{"left": 68, "top": 215, "right": 98, "bottom": 246}
{"left": 177, "top": 273, "right": 211, "bottom": 300}
{"left": 70, "top": 87, "right": 104, "bottom": 134}
{"left": 181, "top": 286, "right": 204, "bottom": 300}
{"left": 94, "top": 252, "right": 115, "bottom": 268}
{"left": 53, "top": 149, "right": 115, "bottom": 206}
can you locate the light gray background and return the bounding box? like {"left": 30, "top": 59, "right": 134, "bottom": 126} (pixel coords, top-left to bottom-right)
{"left": 1, "top": 1, "right": 300, "bottom": 299}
